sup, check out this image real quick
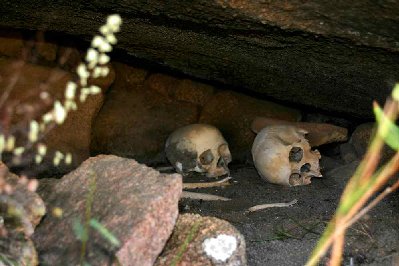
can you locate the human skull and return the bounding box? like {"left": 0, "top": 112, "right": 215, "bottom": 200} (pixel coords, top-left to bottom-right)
{"left": 252, "top": 125, "right": 322, "bottom": 186}
{"left": 165, "top": 124, "right": 232, "bottom": 177}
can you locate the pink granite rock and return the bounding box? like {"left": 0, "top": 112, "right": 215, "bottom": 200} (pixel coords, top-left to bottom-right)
{"left": 33, "top": 155, "right": 182, "bottom": 266}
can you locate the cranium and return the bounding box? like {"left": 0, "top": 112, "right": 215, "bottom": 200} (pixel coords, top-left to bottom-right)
{"left": 251, "top": 125, "right": 322, "bottom": 186}
{"left": 165, "top": 124, "right": 232, "bottom": 177}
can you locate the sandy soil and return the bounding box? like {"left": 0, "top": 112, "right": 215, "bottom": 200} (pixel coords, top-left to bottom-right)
{"left": 179, "top": 159, "right": 399, "bottom": 265}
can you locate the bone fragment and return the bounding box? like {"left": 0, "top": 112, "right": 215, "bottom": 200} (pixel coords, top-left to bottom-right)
{"left": 246, "top": 199, "right": 298, "bottom": 213}
{"left": 181, "top": 191, "right": 231, "bottom": 201}
{"left": 183, "top": 176, "right": 232, "bottom": 189}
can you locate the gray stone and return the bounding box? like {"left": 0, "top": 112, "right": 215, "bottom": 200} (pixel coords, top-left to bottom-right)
{"left": 1, "top": 1, "right": 398, "bottom": 117}
{"left": 155, "top": 213, "right": 247, "bottom": 266}
{"left": 33, "top": 155, "right": 182, "bottom": 266}
{"left": 339, "top": 142, "right": 358, "bottom": 164}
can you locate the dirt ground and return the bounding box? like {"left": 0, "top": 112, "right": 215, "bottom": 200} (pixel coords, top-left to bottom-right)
{"left": 178, "top": 158, "right": 399, "bottom": 266}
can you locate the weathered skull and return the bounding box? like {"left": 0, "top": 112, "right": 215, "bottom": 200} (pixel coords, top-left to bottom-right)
{"left": 165, "top": 124, "right": 232, "bottom": 177}
{"left": 252, "top": 125, "right": 322, "bottom": 186}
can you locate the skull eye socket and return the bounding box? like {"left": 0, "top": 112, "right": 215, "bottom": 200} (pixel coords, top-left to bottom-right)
{"left": 300, "top": 163, "right": 311, "bottom": 173}
{"left": 217, "top": 157, "right": 225, "bottom": 167}
{"left": 199, "top": 149, "right": 214, "bottom": 165}
{"left": 289, "top": 147, "right": 303, "bottom": 162}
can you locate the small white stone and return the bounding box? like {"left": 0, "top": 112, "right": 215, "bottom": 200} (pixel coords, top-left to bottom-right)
{"left": 202, "top": 234, "right": 237, "bottom": 262}
{"left": 175, "top": 162, "right": 183, "bottom": 172}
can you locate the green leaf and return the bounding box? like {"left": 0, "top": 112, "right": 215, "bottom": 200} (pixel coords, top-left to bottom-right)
{"left": 73, "top": 218, "right": 88, "bottom": 242}
{"left": 89, "top": 218, "right": 120, "bottom": 247}
{"left": 373, "top": 103, "right": 399, "bottom": 150}
{"left": 392, "top": 83, "right": 399, "bottom": 102}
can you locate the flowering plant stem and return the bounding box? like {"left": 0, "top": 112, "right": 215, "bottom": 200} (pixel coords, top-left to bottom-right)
{"left": 306, "top": 93, "right": 399, "bottom": 266}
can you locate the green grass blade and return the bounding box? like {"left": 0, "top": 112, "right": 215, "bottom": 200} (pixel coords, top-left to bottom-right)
{"left": 373, "top": 104, "right": 399, "bottom": 150}
{"left": 73, "top": 218, "right": 88, "bottom": 242}
{"left": 89, "top": 218, "right": 120, "bottom": 247}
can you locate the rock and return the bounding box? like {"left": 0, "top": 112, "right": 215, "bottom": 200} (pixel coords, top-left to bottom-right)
{"left": 57, "top": 45, "right": 83, "bottom": 72}
{"left": 0, "top": 232, "right": 38, "bottom": 266}
{"left": 155, "top": 213, "right": 247, "bottom": 266}
{"left": 0, "top": 57, "right": 110, "bottom": 176}
{"left": 1, "top": 166, "right": 46, "bottom": 231}
{"left": 34, "top": 39, "right": 58, "bottom": 62}
{"left": 0, "top": 163, "right": 44, "bottom": 266}
{"left": 174, "top": 79, "right": 214, "bottom": 106}
{"left": 0, "top": 30, "right": 25, "bottom": 58}
{"left": 33, "top": 155, "right": 182, "bottom": 266}
{"left": 319, "top": 155, "right": 344, "bottom": 174}
{"left": 91, "top": 65, "right": 199, "bottom": 163}
{"left": 251, "top": 117, "right": 348, "bottom": 147}
{"left": 199, "top": 91, "right": 301, "bottom": 159}
{"left": 88, "top": 63, "right": 116, "bottom": 92}
{"left": 113, "top": 62, "right": 148, "bottom": 86}
{"left": 146, "top": 73, "right": 180, "bottom": 99}
{"left": 146, "top": 73, "right": 214, "bottom": 106}
{"left": 1, "top": 1, "right": 398, "bottom": 117}
{"left": 339, "top": 142, "right": 358, "bottom": 164}
{"left": 350, "top": 123, "right": 375, "bottom": 156}
{"left": 350, "top": 122, "right": 396, "bottom": 163}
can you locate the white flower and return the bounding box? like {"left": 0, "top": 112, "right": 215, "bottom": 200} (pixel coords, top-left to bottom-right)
{"left": 0, "top": 134, "right": 4, "bottom": 153}
{"left": 92, "top": 67, "right": 102, "bottom": 78}
{"left": 105, "top": 33, "right": 117, "bottom": 45}
{"left": 35, "top": 154, "right": 43, "bottom": 164}
{"left": 99, "top": 41, "right": 112, "bottom": 53}
{"left": 100, "top": 25, "right": 111, "bottom": 35}
{"left": 89, "top": 85, "right": 101, "bottom": 94}
{"left": 42, "top": 112, "right": 54, "bottom": 123}
{"left": 100, "top": 66, "right": 110, "bottom": 77}
{"left": 29, "top": 120, "right": 39, "bottom": 142}
{"left": 92, "top": 36, "right": 106, "bottom": 49}
{"left": 13, "top": 147, "right": 25, "bottom": 156}
{"left": 107, "top": 14, "right": 122, "bottom": 32}
{"left": 54, "top": 101, "right": 67, "bottom": 124}
{"left": 53, "top": 151, "right": 64, "bottom": 166}
{"left": 37, "top": 143, "right": 47, "bottom": 156}
{"left": 202, "top": 234, "right": 237, "bottom": 262}
{"left": 64, "top": 100, "right": 77, "bottom": 111}
{"left": 77, "top": 63, "right": 90, "bottom": 86}
{"left": 65, "top": 153, "right": 72, "bottom": 165}
{"left": 5, "top": 135, "right": 15, "bottom": 151}
{"left": 98, "top": 53, "right": 110, "bottom": 65}
{"left": 86, "top": 48, "right": 99, "bottom": 64}
{"left": 65, "top": 81, "right": 77, "bottom": 100}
